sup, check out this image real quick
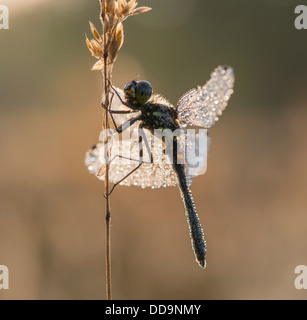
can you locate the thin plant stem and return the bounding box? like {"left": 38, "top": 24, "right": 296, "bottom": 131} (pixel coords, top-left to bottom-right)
{"left": 103, "top": 50, "right": 112, "bottom": 300}
{"left": 86, "top": 0, "right": 152, "bottom": 300}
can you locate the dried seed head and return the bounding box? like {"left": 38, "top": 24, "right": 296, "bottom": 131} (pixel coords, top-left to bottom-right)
{"left": 120, "top": 0, "right": 132, "bottom": 16}
{"left": 117, "top": 0, "right": 125, "bottom": 12}
{"left": 108, "top": 22, "right": 124, "bottom": 63}
{"left": 87, "top": 0, "right": 152, "bottom": 71}
{"left": 86, "top": 35, "right": 103, "bottom": 59}
{"left": 89, "top": 21, "right": 103, "bottom": 44}
{"left": 115, "top": 22, "right": 124, "bottom": 51}
{"left": 103, "top": 14, "right": 110, "bottom": 34}
{"left": 100, "top": 0, "right": 106, "bottom": 20}
{"left": 97, "top": 165, "right": 106, "bottom": 177}
{"left": 92, "top": 59, "right": 105, "bottom": 71}
{"left": 106, "top": 0, "right": 116, "bottom": 14}
{"left": 130, "top": 6, "right": 152, "bottom": 16}
{"left": 127, "top": 0, "right": 138, "bottom": 12}
{"left": 113, "top": 1, "right": 119, "bottom": 19}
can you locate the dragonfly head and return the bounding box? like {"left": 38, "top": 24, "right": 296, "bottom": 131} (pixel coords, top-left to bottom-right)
{"left": 124, "top": 80, "right": 152, "bottom": 106}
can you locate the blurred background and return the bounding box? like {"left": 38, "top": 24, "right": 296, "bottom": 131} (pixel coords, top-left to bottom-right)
{"left": 0, "top": 0, "right": 307, "bottom": 300}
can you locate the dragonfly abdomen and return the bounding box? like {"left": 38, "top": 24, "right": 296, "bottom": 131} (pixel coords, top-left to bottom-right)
{"left": 172, "top": 138, "right": 207, "bottom": 268}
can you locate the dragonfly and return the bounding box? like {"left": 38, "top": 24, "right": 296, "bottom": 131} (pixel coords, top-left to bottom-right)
{"left": 85, "top": 66, "right": 235, "bottom": 268}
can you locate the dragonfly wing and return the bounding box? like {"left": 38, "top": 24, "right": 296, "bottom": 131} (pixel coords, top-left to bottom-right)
{"left": 85, "top": 136, "right": 178, "bottom": 189}
{"left": 85, "top": 130, "right": 210, "bottom": 188}
{"left": 177, "top": 66, "right": 234, "bottom": 128}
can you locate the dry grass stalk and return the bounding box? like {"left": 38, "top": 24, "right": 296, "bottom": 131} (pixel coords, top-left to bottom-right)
{"left": 86, "top": 0, "right": 151, "bottom": 300}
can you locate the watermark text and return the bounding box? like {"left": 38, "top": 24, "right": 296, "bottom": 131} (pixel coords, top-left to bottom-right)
{"left": 98, "top": 127, "right": 208, "bottom": 176}
{"left": 295, "top": 5, "right": 307, "bottom": 30}
{"left": 0, "top": 5, "right": 9, "bottom": 30}
{"left": 0, "top": 265, "right": 9, "bottom": 290}
{"left": 294, "top": 265, "right": 307, "bottom": 289}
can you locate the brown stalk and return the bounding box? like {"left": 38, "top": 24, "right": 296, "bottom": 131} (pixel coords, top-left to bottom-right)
{"left": 86, "top": 0, "right": 152, "bottom": 300}
{"left": 102, "top": 6, "right": 113, "bottom": 300}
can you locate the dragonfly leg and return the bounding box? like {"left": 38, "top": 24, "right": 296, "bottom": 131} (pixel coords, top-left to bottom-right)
{"left": 102, "top": 106, "right": 136, "bottom": 114}
{"left": 101, "top": 92, "right": 136, "bottom": 115}
{"left": 115, "top": 116, "right": 141, "bottom": 134}
{"left": 104, "top": 125, "right": 154, "bottom": 197}
{"left": 105, "top": 128, "right": 144, "bottom": 197}
{"left": 101, "top": 102, "right": 133, "bottom": 133}
{"left": 139, "top": 124, "right": 154, "bottom": 164}
{"left": 104, "top": 153, "right": 153, "bottom": 167}
{"left": 102, "top": 95, "right": 140, "bottom": 134}
{"left": 101, "top": 104, "right": 141, "bottom": 134}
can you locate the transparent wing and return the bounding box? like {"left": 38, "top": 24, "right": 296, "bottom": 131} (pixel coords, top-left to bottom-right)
{"left": 177, "top": 66, "right": 235, "bottom": 128}
{"left": 85, "top": 129, "right": 209, "bottom": 189}
{"left": 85, "top": 136, "right": 178, "bottom": 189}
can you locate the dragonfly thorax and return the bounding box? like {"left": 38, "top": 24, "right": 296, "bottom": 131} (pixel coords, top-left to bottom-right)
{"left": 140, "top": 102, "right": 179, "bottom": 133}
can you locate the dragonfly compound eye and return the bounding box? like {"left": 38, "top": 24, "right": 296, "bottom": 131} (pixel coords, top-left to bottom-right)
{"left": 124, "top": 81, "right": 137, "bottom": 101}
{"left": 135, "top": 81, "right": 152, "bottom": 105}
